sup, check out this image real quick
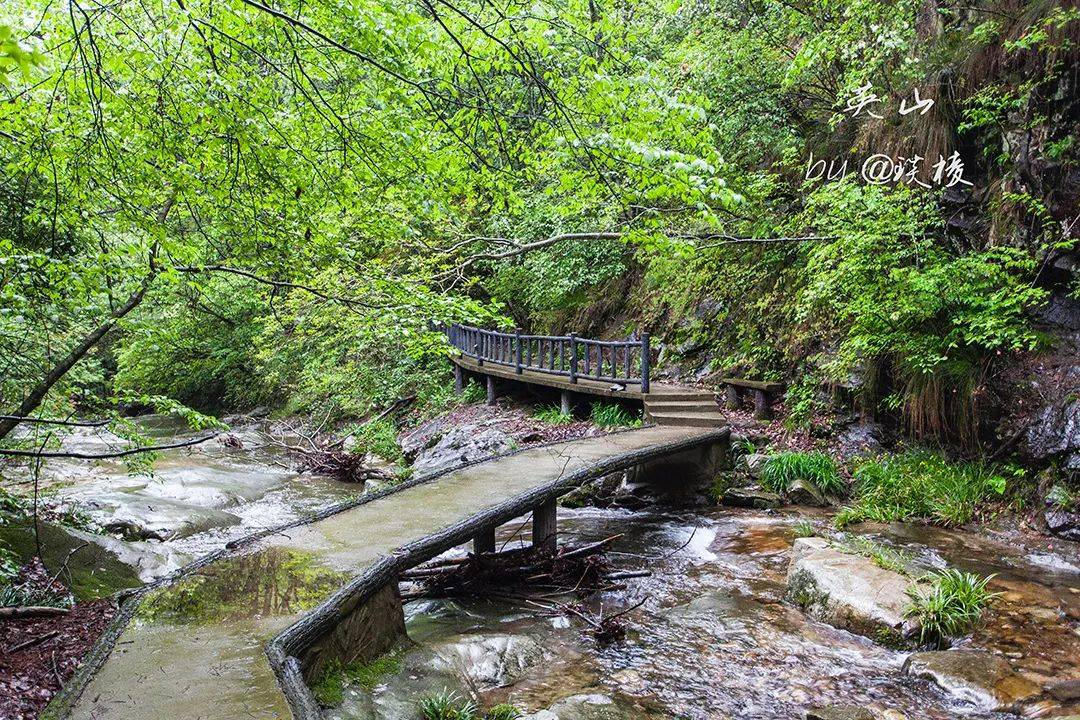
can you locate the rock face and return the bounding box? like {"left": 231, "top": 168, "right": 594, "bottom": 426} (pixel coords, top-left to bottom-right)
{"left": 411, "top": 424, "right": 515, "bottom": 477}
{"left": 1027, "top": 367, "right": 1080, "bottom": 473}
{"left": 834, "top": 422, "right": 886, "bottom": 460}
{"left": 1045, "top": 507, "right": 1080, "bottom": 542}
{"left": 430, "top": 633, "right": 545, "bottom": 688}
{"left": 722, "top": 486, "right": 784, "bottom": 509}
{"left": 806, "top": 706, "right": 876, "bottom": 720}
{"left": 785, "top": 537, "right": 916, "bottom": 642}
{"left": 738, "top": 452, "right": 768, "bottom": 478}
{"left": 902, "top": 650, "right": 1042, "bottom": 712}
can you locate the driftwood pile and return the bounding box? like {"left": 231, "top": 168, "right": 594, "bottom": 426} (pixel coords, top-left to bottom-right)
{"left": 399, "top": 534, "right": 650, "bottom": 643}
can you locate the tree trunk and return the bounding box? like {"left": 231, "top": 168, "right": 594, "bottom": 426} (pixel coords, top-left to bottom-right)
{"left": 0, "top": 275, "right": 154, "bottom": 441}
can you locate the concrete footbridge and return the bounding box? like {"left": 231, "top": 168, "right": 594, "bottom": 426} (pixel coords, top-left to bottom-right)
{"left": 47, "top": 423, "right": 730, "bottom": 720}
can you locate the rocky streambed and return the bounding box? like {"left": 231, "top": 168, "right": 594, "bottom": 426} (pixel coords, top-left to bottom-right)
{"left": 327, "top": 504, "right": 1080, "bottom": 720}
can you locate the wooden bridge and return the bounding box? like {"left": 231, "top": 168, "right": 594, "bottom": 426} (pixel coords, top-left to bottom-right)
{"left": 445, "top": 323, "right": 727, "bottom": 429}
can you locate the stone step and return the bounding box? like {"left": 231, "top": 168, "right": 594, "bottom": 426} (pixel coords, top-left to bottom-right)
{"left": 648, "top": 411, "right": 728, "bottom": 428}
{"left": 645, "top": 400, "right": 719, "bottom": 413}
{"left": 646, "top": 390, "right": 716, "bottom": 402}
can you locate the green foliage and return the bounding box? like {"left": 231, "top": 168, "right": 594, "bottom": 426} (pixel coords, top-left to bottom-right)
{"left": 0, "top": 540, "right": 19, "bottom": 582}
{"left": 484, "top": 705, "right": 520, "bottom": 720}
{"left": 905, "top": 568, "right": 998, "bottom": 647}
{"left": 760, "top": 451, "right": 842, "bottom": 495}
{"left": 312, "top": 653, "right": 403, "bottom": 707}
{"left": 589, "top": 402, "right": 642, "bottom": 429}
{"left": 349, "top": 419, "right": 403, "bottom": 463}
{"left": 835, "top": 451, "right": 1008, "bottom": 528}
{"left": 460, "top": 380, "right": 487, "bottom": 405}
{"left": 784, "top": 373, "right": 821, "bottom": 429}
{"left": 418, "top": 690, "right": 478, "bottom": 720}
{"left": 1048, "top": 484, "right": 1079, "bottom": 510}
{"left": 791, "top": 520, "right": 815, "bottom": 539}
{"left": 533, "top": 404, "right": 573, "bottom": 425}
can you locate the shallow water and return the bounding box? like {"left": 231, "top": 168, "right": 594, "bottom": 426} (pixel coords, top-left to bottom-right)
{"left": 2, "top": 415, "right": 361, "bottom": 579}
{"left": 331, "top": 505, "right": 1080, "bottom": 720}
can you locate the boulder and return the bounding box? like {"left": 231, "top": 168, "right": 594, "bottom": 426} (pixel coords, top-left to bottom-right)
{"left": 902, "top": 650, "right": 1042, "bottom": 712}
{"left": 430, "top": 633, "right": 545, "bottom": 688}
{"left": 411, "top": 424, "right": 515, "bottom": 477}
{"left": 398, "top": 417, "right": 447, "bottom": 460}
{"left": 806, "top": 706, "right": 875, "bottom": 720}
{"left": 1045, "top": 508, "right": 1080, "bottom": 542}
{"left": 722, "top": 486, "right": 783, "bottom": 509}
{"left": 738, "top": 453, "right": 768, "bottom": 478}
{"left": 785, "top": 537, "right": 917, "bottom": 643}
{"left": 788, "top": 478, "right": 828, "bottom": 507}
{"left": 1046, "top": 679, "right": 1080, "bottom": 702}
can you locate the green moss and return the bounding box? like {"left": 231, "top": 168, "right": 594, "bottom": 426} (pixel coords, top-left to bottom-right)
{"left": 138, "top": 546, "right": 349, "bottom": 625}
{"left": 312, "top": 652, "right": 404, "bottom": 706}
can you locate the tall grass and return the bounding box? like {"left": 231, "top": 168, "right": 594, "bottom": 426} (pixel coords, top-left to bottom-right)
{"left": 418, "top": 690, "right": 478, "bottom": 720}
{"left": 834, "top": 450, "right": 1007, "bottom": 528}
{"left": 760, "top": 451, "right": 843, "bottom": 495}
{"left": 533, "top": 404, "right": 574, "bottom": 425}
{"left": 905, "top": 568, "right": 998, "bottom": 647}
{"left": 589, "top": 402, "right": 642, "bottom": 428}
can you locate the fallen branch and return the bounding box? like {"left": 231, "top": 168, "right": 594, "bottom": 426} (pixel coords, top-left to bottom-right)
{"left": 0, "top": 416, "right": 110, "bottom": 428}
{"left": 7, "top": 630, "right": 60, "bottom": 653}
{"left": 0, "top": 606, "right": 70, "bottom": 619}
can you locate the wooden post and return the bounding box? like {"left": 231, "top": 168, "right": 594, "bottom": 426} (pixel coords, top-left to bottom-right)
{"left": 568, "top": 333, "right": 578, "bottom": 383}
{"left": 486, "top": 376, "right": 497, "bottom": 406}
{"left": 725, "top": 384, "right": 740, "bottom": 409}
{"left": 532, "top": 498, "right": 557, "bottom": 553}
{"left": 640, "top": 332, "right": 651, "bottom": 393}
{"left": 514, "top": 329, "right": 523, "bottom": 374}
{"left": 560, "top": 390, "right": 572, "bottom": 416}
{"left": 473, "top": 526, "right": 496, "bottom": 554}
{"left": 453, "top": 364, "right": 463, "bottom": 394}
{"left": 753, "top": 389, "right": 771, "bottom": 420}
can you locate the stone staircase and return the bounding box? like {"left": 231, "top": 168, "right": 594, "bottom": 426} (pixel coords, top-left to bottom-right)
{"left": 644, "top": 389, "right": 726, "bottom": 428}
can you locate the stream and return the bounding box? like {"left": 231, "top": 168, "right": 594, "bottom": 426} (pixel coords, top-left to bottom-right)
{"left": 328, "top": 505, "right": 1080, "bottom": 720}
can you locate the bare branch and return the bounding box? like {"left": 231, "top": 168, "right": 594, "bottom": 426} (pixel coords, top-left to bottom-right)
{"left": 0, "top": 433, "right": 220, "bottom": 459}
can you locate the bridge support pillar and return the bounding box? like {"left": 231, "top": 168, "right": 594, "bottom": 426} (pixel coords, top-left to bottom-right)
{"left": 473, "top": 526, "right": 496, "bottom": 554}
{"left": 486, "top": 376, "right": 497, "bottom": 405}
{"left": 532, "top": 498, "right": 557, "bottom": 553}
{"left": 560, "top": 390, "right": 572, "bottom": 417}
{"left": 453, "top": 365, "right": 464, "bottom": 394}
{"left": 724, "top": 384, "right": 740, "bottom": 409}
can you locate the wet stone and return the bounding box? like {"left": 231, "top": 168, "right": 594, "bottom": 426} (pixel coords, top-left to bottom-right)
{"left": 722, "top": 486, "right": 783, "bottom": 509}
{"left": 1047, "top": 679, "right": 1080, "bottom": 702}
{"left": 430, "top": 633, "right": 546, "bottom": 688}
{"left": 787, "top": 478, "right": 828, "bottom": 507}
{"left": 902, "top": 650, "right": 1043, "bottom": 712}
{"left": 805, "top": 705, "right": 876, "bottom": 720}
{"left": 785, "top": 537, "right": 916, "bottom": 643}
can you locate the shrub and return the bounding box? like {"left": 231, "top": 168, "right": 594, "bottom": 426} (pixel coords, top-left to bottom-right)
{"left": 460, "top": 379, "right": 486, "bottom": 404}
{"left": 418, "top": 690, "right": 478, "bottom": 720}
{"left": 349, "top": 418, "right": 403, "bottom": 463}
{"left": 760, "top": 451, "right": 843, "bottom": 495}
{"left": 835, "top": 451, "right": 1007, "bottom": 528}
{"left": 589, "top": 402, "right": 642, "bottom": 428}
{"left": 905, "top": 568, "right": 998, "bottom": 647}
{"left": 484, "top": 704, "right": 520, "bottom": 720}
{"left": 533, "top": 404, "right": 574, "bottom": 425}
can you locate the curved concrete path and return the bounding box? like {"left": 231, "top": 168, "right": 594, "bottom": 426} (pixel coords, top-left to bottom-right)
{"left": 52, "top": 425, "right": 723, "bottom": 720}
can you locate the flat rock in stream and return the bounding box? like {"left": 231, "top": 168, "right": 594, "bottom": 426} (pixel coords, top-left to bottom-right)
{"left": 429, "top": 633, "right": 545, "bottom": 688}
{"left": 903, "top": 650, "right": 1042, "bottom": 712}
{"left": 785, "top": 537, "right": 916, "bottom": 643}
{"left": 806, "top": 706, "right": 876, "bottom": 720}
{"left": 722, "top": 486, "right": 784, "bottom": 509}
{"left": 411, "top": 424, "right": 515, "bottom": 477}
{"left": 521, "top": 694, "right": 632, "bottom": 720}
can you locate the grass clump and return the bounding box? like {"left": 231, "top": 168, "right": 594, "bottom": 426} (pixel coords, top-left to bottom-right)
{"left": 835, "top": 451, "right": 1007, "bottom": 528}
{"left": 533, "top": 404, "right": 574, "bottom": 425}
{"left": 791, "top": 519, "right": 816, "bottom": 538}
{"left": 905, "top": 568, "right": 998, "bottom": 647}
{"left": 419, "top": 690, "right": 478, "bottom": 720}
{"left": 589, "top": 402, "right": 642, "bottom": 428}
{"left": 760, "top": 451, "right": 843, "bottom": 495}
{"left": 834, "top": 535, "right": 914, "bottom": 575}
{"left": 350, "top": 418, "right": 403, "bottom": 463}
{"left": 484, "top": 705, "right": 520, "bottom": 720}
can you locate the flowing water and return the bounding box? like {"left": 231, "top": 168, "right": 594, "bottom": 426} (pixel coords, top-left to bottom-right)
{"left": 329, "top": 505, "right": 1080, "bottom": 720}
{"left": 1, "top": 415, "right": 364, "bottom": 580}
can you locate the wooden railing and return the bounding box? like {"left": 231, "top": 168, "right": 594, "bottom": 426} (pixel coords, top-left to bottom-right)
{"left": 445, "top": 323, "right": 651, "bottom": 393}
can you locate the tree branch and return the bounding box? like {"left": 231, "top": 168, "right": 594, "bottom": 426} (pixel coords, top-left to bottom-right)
{"left": 0, "top": 433, "right": 220, "bottom": 459}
